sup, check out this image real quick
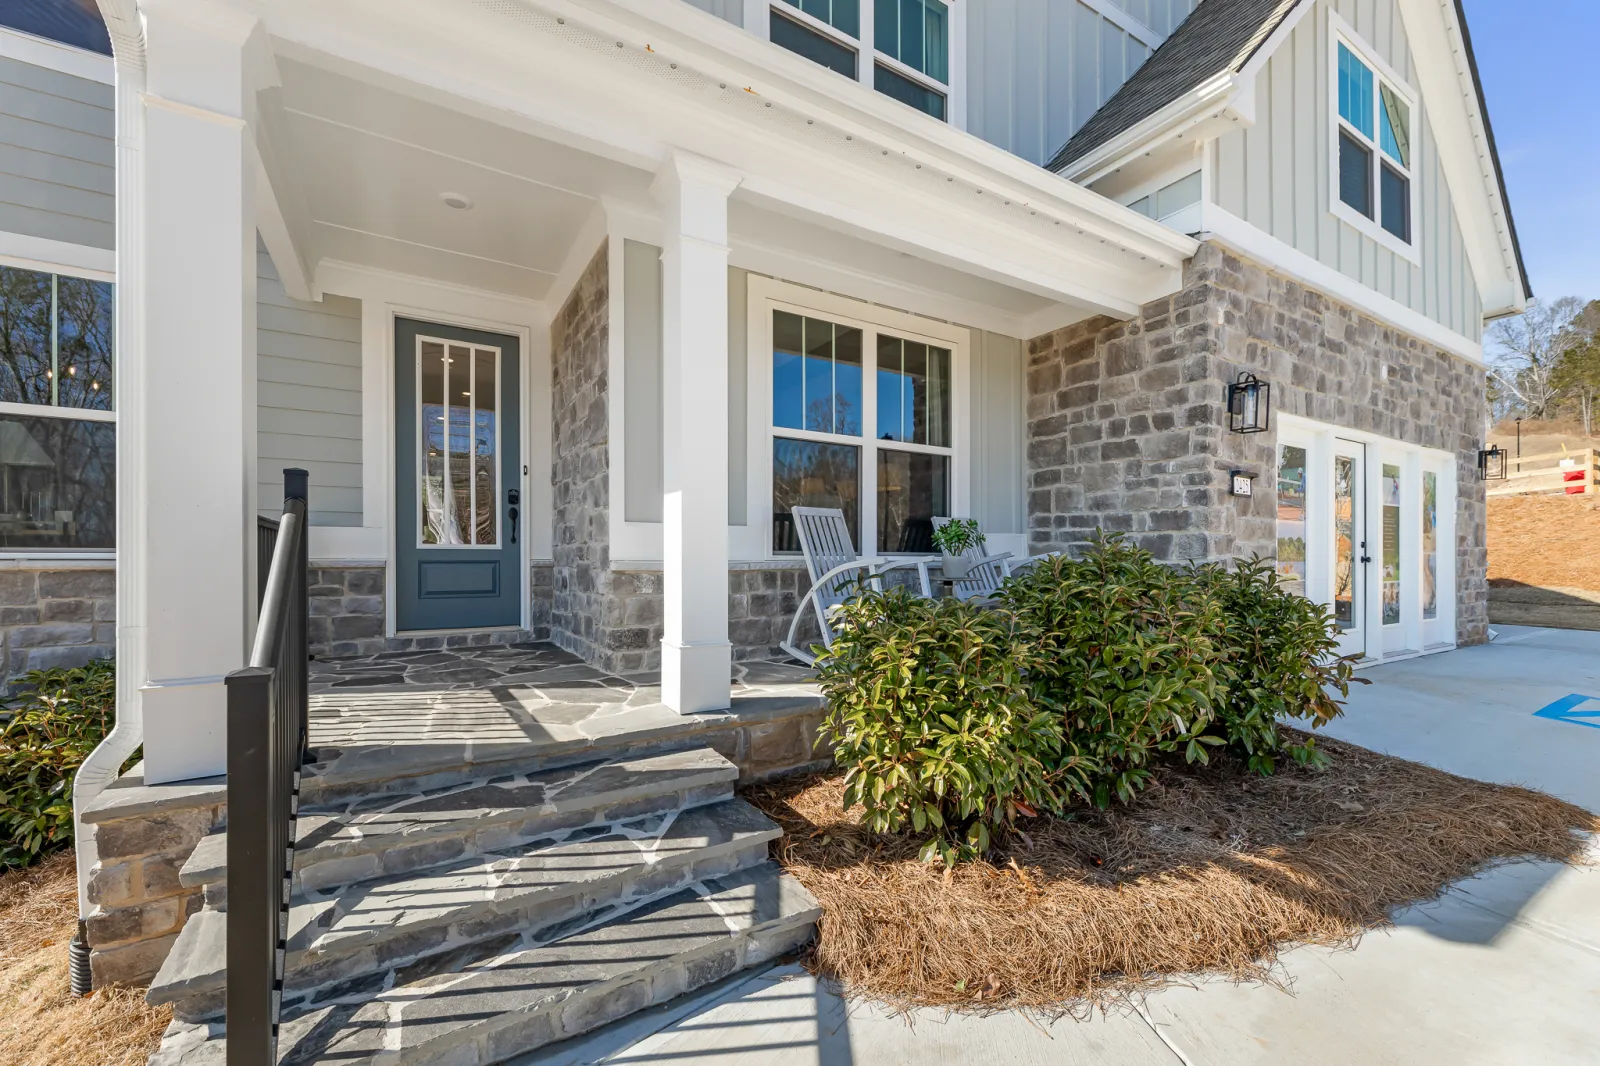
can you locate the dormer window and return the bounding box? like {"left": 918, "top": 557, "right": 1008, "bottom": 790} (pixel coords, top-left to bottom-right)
{"left": 765, "top": 0, "right": 952, "bottom": 122}
{"left": 1334, "top": 32, "right": 1414, "bottom": 249}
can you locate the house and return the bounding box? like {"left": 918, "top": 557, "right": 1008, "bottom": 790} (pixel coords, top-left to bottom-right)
{"left": 44, "top": 0, "right": 1524, "bottom": 1058}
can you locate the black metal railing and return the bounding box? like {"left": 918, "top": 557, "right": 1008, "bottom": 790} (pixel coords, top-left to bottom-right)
{"left": 226, "top": 469, "right": 309, "bottom": 1066}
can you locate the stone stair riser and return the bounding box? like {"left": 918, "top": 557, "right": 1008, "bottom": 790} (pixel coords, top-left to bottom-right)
{"left": 196, "top": 779, "right": 734, "bottom": 910}
{"left": 167, "top": 830, "right": 775, "bottom": 1023}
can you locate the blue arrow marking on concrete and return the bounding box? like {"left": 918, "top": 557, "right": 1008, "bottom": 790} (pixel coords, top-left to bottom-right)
{"left": 1533, "top": 693, "right": 1600, "bottom": 730}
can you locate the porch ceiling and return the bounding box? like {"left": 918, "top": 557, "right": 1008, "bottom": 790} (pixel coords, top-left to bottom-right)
{"left": 271, "top": 57, "right": 650, "bottom": 301}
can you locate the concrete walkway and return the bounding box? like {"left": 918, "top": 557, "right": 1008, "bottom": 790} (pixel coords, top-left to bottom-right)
{"left": 525, "top": 625, "right": 1600, "bottom": 1065}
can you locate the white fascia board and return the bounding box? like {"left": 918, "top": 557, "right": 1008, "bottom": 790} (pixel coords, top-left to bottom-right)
{"left": 1395, "top": 0, "right": 1525, "bottom": 316}
{"left": 485, "top": 0, "right": 1200, "bottom": 267}
{"left": 0, "top": 232, "right": 115, "bottom": 279}
{"left": 0, "top": 25, "right": 113, "bottom": 83}
{"left": 1200, "top": 204, "right": 1484, "bottom": 365}
{"left": 1065, "top": 0, "right": 1318, "bottom": 186}
{"left": 1062, "top": 73, "right": 1245, "bottom": 185}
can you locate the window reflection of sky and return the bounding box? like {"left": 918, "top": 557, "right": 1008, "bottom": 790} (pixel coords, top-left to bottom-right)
{"left": 423, "top": 404, "right": 494, "bottom": 456}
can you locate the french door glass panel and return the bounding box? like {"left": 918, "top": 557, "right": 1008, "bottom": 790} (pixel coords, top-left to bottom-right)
{"left": 1422, "top": 470, "right": 1438, "bottom": 620}
{"left": 1381, "top": 463, "right": 1401, "bottom": 625}
{"left": 420, "top": 341, "right": 499, "bottom": 546}
{"left": 1334, "top": 453, "right": 1359, "bottom": 630}
{"left": 1275, "top": 444, "right": 1308, "bottom": 596}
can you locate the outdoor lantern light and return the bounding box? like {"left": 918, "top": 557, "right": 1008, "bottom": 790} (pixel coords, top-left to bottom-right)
{"left": 1227, "top": 372, "right": 1271, "bottom": 434}
{"left": 1478, "top": 443, "right": 1507, "bottom": 481}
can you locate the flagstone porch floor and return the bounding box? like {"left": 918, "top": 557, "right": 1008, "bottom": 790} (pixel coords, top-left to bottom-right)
{"left": 301, "top": 643, "right": 827, "bottom": 803}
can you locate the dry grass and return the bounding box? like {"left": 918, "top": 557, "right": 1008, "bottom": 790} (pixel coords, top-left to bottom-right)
{"left": 1489, "top": 494, "right": 1600, "bottom": 592}
{"left": 745, "top": 731, "right": 1599, "bottom": 1011}
{"left": 0, "top": 853, "right": 170, "bottom": 1066}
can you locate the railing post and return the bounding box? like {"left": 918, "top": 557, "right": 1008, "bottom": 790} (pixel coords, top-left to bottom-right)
{"left": 225, "top": 667, "right": 277, "bottom": 1066}
{"left": 283, "top": 468, "right": 309, "bottom": 763}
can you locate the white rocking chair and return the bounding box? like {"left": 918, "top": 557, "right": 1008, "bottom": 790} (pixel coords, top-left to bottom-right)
{"left": 779, "top": 506, "right": 937, "bottom": 666}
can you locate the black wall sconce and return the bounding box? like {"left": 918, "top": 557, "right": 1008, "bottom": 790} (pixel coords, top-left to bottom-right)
{"left": 1477, "top": 444, "right": 1506, "bottom": 481}
{"left": 1227, "top": 372, "right": 1271, "bottom": 434}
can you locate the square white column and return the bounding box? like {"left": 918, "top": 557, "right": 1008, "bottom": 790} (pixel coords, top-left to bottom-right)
{"left": 128, "top": 7, "right": 262, "bottom": 783}
{"left": 652, "top": 154, "right": 741, "bottom": 713}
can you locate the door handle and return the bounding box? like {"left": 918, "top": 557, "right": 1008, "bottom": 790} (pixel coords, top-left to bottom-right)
{"left": 508, "top": 489, "right": 520, "bottom": 545}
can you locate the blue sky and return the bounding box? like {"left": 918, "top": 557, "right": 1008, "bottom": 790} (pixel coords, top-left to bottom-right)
{"left": 1463, "top": 0, "right": 1597, "bottom": 304}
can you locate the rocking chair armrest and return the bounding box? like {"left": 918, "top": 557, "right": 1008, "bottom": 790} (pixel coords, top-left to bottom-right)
{"left": 1001, "top": 551, "right": 1064, "bottom": 576}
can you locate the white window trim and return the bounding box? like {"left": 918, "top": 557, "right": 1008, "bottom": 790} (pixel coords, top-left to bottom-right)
{"left": 748, "top": 0, "right": 965, "bottom": 129}
{"left": 1327, "top": 9, "right": 1421, "bottom": 266}
{"left": 744, "top": 274, "right": 970, "bottom": 562}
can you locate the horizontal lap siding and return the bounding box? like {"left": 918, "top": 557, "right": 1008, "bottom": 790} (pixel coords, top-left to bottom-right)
{"left": 1211, "top": 0, "right": 1483, "bottom": 342}
{"left": 256, "top": 248, "right": 364, "bottom": 525}
{"left": 968, "top": 0, "right": 1196, "bottom": 165}
{"left": 0, "top": 56, "right": 113, "bottom": 250}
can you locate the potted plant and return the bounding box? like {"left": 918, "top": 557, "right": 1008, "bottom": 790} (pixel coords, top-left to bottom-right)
{"left": 931, "top": 517, "right": 986, "bottom": 581}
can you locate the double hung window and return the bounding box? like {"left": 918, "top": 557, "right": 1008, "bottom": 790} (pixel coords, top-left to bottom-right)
{"left": 768, "top": 0, "right": 951, "bottom": 120}
{"left": 769, "top": 307, "right": 954, "bottom": 555}
{"left": 0, "top": 265, "right": 115, "bottom": 551}
{"left": 1335, "top": 35, "right": 1413, "bottom": 245}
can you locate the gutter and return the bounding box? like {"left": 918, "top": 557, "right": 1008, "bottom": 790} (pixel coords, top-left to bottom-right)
{"left": 72, "top": 0, "right": 147, "bottom": 996}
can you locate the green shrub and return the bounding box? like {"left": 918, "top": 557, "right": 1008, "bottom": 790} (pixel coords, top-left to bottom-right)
{"left": 815, "top": 588, "right": 1093, "bottom": 865}
{"left": 998, "top": 534, "right": 1227, "bottom": 806}
{"left": 0, "top": 658, "right": 117, "bottom": 869}
{"left": 1187, "top": 557, "right": 1360, "bottom": 773}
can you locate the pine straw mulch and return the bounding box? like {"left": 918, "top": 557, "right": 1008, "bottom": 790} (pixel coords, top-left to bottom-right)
{"left": 743, "top": 729, "right": 1600, "bottom": 1012}
{"left": 0, "top": 852, "right": 171, "bottom": 1066}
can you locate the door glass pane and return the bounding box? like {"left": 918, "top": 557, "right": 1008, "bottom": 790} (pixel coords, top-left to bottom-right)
{"left": 0, "top": 414, "right": 114, "bottom": 549}
{"left": 773, "top": 438, "right": 860, "bottom": 553}
{"left": 877, "top": 449, "right": 948, "bottom": 553}
{"left": 472, "top": 347, "right": 498, "bottom": 546}
{"left": 447, "top": 345, "right": 474, "bottom": 545}
{"left": 419, "top": 340, "right": 450, "bottom": 544}
{"left": 55, "top": 276, "right": 113, "bottom": 411}
{"left": 1334, "top": 455, "right": 1357, "bottom": 629}
{"left": 1275, "top": 445, "right": 1307, "bottom": 596}
{"left": 1382, "top": 463, "right": 1401, "bottom": 625}
{"left": 1422, "top": 471, "right": 1438, "bottom": 620}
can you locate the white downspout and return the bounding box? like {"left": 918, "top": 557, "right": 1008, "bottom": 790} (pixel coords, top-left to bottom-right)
{"left": 71, "top": 3, "right": 147, "bottom": 986}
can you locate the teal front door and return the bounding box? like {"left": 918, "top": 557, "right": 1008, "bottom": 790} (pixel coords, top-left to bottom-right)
{"left": 394, "top": 318, "right": 522, "bottom": 631}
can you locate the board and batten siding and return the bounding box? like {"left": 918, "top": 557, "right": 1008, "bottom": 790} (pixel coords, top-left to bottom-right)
{"left": 682, "top": 0, "right": 745, "bottom": 25}
{"left": 0, "top": 55, "right": 114, "bottom": 250}
{"left": 1210, "top": 0, "right": 1483, "bottom": 341}
{"left": 967, "top": 0, "right": 1197, "bottom": 166}
{"left": 968, "top": 329, "right": 1026, "bottom": 538}
{"left": 256, "top": 247, "right": 364, "bottom": 526}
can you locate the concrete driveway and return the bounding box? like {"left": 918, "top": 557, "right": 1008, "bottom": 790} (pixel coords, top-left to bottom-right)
{"left": 524, "top": 624, "right": 1600, "bottom": 1066}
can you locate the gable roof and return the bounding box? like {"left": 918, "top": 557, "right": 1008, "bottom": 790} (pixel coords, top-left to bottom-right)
{"left": 1044, "top": 0, "right": 1302, "bottom": 174}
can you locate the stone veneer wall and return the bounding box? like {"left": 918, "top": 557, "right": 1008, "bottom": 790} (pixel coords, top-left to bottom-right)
{"left": 548, "top": 242, "right": 643, "bottom": 672}
{"left": 307, "top": 563, "right": 555, "bottom": 658}
{"left": 0, "top": 564, "right": 115, "bottom": 689}
{"left": 1025, "top": 239, "right": 1489, "bottom": 646}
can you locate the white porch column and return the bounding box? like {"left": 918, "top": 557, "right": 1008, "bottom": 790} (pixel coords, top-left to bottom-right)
{"left": 130, "top": 4, "right": 263, "bottom": 783}
{"left": 652, "top": 153, "right": 741, "bottom": 713}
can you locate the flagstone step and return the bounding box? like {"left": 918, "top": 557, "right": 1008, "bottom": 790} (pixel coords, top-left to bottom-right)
{"left": 149, "top": 864, "right": 819, "bottom": 1066}
{"left": 179, "top": 747, "right": 738, "bottom": 899}
{"left": 148, "top": 798, "right": 781, "bottom": 1021}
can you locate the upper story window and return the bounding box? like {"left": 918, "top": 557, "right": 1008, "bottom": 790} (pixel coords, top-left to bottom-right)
{"left": 0, "top": 264, "right": 116, "bottom": 551}
{"left": 1335, "top": 35, "right": 1413, "bottom": 247}
{"left": 766, "top": 0, "right": 951, "bottom": 121}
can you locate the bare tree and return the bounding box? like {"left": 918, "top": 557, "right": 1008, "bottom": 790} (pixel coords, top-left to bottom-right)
{"left": 1486, "top": 295, "right": 1584, "bottom": 419}
{"left": 1552, "top": 300, "right": 1600, "bottom": 436}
